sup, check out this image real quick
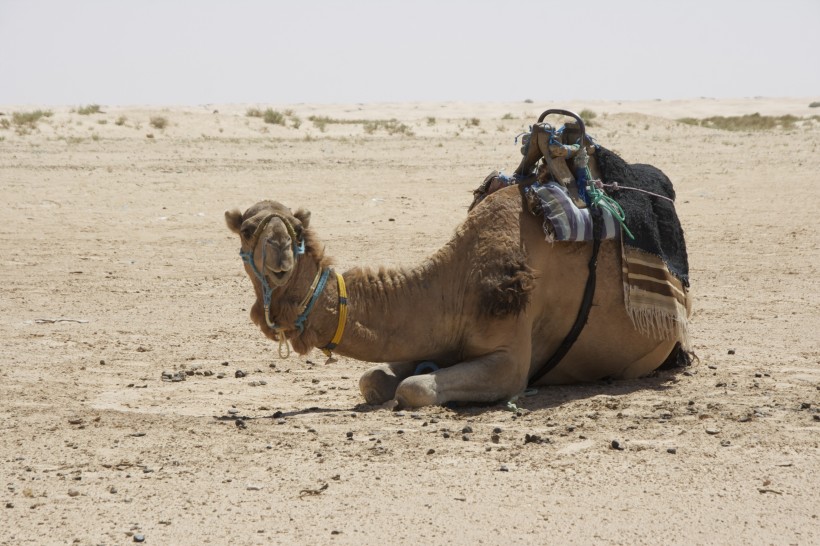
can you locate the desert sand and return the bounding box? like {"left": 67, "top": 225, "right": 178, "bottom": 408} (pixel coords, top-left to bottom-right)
{"left": 1, "top": 97, "right": 818, "bottom": 545}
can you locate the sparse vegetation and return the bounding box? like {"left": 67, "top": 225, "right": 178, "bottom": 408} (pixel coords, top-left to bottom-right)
{"left": 97, "top": 119, "right": 107, "bottom": 125}
{"left": 468, "top": 118, "right": 480, "bottom": 127}
{"left": 363, "top": 119, "right": 414, "bottom": 136}
{"left": 809, "top": 102, "right": 820, "bottom": 108}
{"left": 579, "top": 109, "right": 597, "bottom": 123}
{"left": 248, "top": 107, "right": 300, "bottom": 128}
{"left": 76, "top": 104, "right": 102, "bottom": 115}
{"left": 115, "top": 116, "right": 127, "bottom": 126}
{"left": 524, "top": 99, "right": 534, "bottom": 104}
{"left": 149, "top": 116, "right": 168, "bottom": 129}
{"left": 11, "top": 110, "right": 53, "bottom": 134}
{"left": 303, "top": 115, "right": 415, "bottom": 136}
{"left": 501, "top": 113, "right": 514, "bottom": 120}
{"left": 677, "top": 113, "right": 800, "bottom": 131}
{"left": 263, "top": 109, "right": 285, "bottom": 125}
{"left": 146, "top": 133, "right": 155, "bottom": 139}
{"left": 308, "top": 115, "right": 334, "bottom": 132}
{"left": 427, "top": 117, "right": 436, "bottom": 126}
{"left": 12, "top": 110, "right": 53, "bottom": 127}
{"left": 0, "top": 118, "right": 10, "bottom": 130}
{"left": 91, "top": 133, "right": 100, "bottom": 141}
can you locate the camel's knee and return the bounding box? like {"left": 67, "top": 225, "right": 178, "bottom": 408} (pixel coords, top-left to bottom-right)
{"left": 394, "top": 375, "right": 437, "bottom": 409}
{"left": 359, "top": 365, "right": 402, "bottom": 405}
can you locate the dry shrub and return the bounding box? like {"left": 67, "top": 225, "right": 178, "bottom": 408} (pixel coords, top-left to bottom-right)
{"left": 149, "top": 116, "right": 168, "bottom": 129}
{"left": 76, "top": 104, "right": 102, "bottom": 115}
{"left": 678, "top": 113, "right": 800, "bottom": 131}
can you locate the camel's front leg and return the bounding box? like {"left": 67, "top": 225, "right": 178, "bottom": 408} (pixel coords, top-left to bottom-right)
{"left": 359, "top": 361, "right": 418, "bottom": 405}
{"left": 393, "top": 349, "right": 530, "bottom": 409}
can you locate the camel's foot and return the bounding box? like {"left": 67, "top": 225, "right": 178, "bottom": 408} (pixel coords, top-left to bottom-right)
{"left": 359, "top": 362, "right": 416, "bottom": 405}
{"left": 394, "top": 375, "right": 437, "bottom": 409}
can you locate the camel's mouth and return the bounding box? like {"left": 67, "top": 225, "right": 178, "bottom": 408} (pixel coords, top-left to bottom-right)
{"left": 264, "top": 265, "right": 291, "bottom": 287}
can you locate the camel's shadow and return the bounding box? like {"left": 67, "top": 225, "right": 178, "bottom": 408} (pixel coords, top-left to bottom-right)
{"left": 444, "top": 369, "right": 684, "bottom": 417}
{"left": 213, "top": 370, "right": 686, "bottom": 421}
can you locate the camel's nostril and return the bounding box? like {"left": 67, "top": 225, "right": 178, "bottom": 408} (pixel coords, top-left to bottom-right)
{"left": 273, "top": 271, "right": 286, "bottom": 280}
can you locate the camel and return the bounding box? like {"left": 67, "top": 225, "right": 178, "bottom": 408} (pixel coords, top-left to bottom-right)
{"left": 225, "top": 188, "right": 690, "bottom": 409}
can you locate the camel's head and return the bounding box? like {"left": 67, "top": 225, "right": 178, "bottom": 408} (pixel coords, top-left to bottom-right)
{"left": 225, "top": 200, "right": 311, "bottom": 290}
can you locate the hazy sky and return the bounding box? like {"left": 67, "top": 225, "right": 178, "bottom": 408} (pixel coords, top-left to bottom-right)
{"left": 1, "top": 0, "right": 818, "bottom": 105}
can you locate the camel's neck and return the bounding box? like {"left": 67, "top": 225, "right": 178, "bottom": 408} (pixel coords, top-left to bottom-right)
{"left": 293, "top": 249, "right": 462, "bottom": 363}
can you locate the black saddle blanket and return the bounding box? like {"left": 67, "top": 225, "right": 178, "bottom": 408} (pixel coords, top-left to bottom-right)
{"left": 596, "top": 146, "right": 689, "bottom": 287}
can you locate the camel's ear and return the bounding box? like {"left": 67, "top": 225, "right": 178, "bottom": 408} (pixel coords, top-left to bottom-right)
{"left": 293, "top": 208, "right": 311, "bottom": 229}
{"left": 225, "top": 209, "right": 243, "bottom": 234}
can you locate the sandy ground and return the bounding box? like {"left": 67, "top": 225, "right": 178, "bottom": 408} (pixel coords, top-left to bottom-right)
{"left": 1, "top": 98, "right": 818, "bottom": 545}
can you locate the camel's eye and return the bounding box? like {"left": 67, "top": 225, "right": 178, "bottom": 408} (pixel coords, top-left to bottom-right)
{"left": 241, "top": 226, "right": 254, "bottom": 240}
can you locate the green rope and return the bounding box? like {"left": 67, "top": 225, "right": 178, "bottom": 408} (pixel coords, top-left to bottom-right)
{"left": 505, "top": 388, "right": 539, "bottom": 412}
{"left": 585, "top": 168, "right": 635, "bottom": 240}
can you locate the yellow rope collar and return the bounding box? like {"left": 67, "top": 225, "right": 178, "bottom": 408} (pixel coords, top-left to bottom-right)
{"left": 321, "top": 271, "right": 348, "bottom": 362}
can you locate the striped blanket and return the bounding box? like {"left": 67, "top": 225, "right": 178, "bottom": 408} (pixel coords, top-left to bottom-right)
{"left": 621, "top": 246, "right": 691, "bottom": 350}
{"left": 525, "top": 182, "right": 620, "bottom": 242}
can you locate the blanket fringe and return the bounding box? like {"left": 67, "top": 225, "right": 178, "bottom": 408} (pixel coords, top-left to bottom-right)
{"left": 623, "top": 283, "right": 691, "bottom": 351}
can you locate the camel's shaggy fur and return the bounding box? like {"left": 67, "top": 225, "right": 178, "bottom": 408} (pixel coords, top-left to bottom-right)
{"left": 226, "top": 187, "right": 691, "bottom": 408}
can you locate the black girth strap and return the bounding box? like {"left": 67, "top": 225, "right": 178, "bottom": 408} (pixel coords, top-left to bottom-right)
{"left": 528, "top": 206, "right": 603, "bottom": 386}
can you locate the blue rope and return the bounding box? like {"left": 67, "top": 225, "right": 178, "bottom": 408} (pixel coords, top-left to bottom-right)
{"left": 293, "top": 268, "right": 331, "bottom": 333}
{"left": 240, "top": 248, "right": 272, "bottom": 308}
{"left": 414, "top": 361, "right": 439, "bottom": 375}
